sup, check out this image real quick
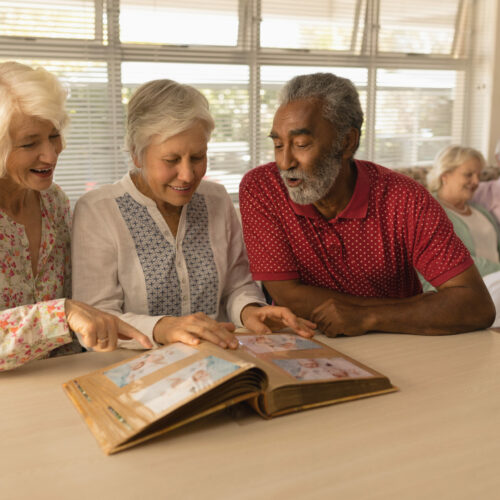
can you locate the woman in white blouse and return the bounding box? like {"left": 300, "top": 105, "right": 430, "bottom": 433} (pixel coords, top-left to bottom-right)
{"left": 0, "top": 62, "right": 152, "bottom": 371}
{"left": 72, "top": 79, "right": 315, "bottom": 349}
{"left": 427, "top": 145, "right": 500, "bottom": 325}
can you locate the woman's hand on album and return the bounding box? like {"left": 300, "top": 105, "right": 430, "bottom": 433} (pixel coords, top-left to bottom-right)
{"left": 65, "top": 299, "right": 153, "bottom": 352}
{"left": 240, "top": 305, "right": 317, "bottom": 338}
{"left": 152, "top": 313, "right": 239, "bottom": 349}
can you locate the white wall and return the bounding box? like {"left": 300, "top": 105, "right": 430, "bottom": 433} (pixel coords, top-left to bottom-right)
{"left": 487, "top": 0, "right": 500, "bottom": 163}
{"left": 470, "top": 0, "right": 500, "bottom": 164}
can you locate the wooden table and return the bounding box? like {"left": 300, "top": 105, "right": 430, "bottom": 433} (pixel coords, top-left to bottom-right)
{"left": 1, "top": 330, "right": 499, "bottom": 500}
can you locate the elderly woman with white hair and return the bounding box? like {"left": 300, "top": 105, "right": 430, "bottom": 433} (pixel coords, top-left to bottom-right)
{"left": 0, "top": 62, "right": 152, "bottom": 371}
{"left": 427, "top": 144, "right": 500, "bottom": 325}
{"left": 72, "top": 79, "right": 315, "bottom": 350}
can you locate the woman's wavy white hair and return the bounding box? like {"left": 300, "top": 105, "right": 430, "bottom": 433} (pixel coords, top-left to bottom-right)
{"left": 0, "top": 61, "right": 69, "bottom": 177}
{"left": 427, "top": 145, "right": 486, "bottom": 192}
{"left": 126, "top": 79, "right": 215, "bottom": 166}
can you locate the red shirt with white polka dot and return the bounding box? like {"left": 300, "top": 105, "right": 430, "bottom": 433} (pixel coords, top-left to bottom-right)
{"left": 239, "top": 160, "right": 473, "bottom": 298}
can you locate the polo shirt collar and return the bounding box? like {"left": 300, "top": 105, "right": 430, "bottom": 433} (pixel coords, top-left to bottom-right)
{"left": 288, "top": 160, "right": 369, "bottom": 221}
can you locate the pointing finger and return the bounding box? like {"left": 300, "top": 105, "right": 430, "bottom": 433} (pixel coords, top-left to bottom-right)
{"left": 116, "top": 318, "right": 153, "bottom": 349}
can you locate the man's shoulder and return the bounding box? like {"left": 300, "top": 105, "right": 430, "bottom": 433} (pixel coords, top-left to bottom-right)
{"left": 241, "top": 162, "right": 281, "bottom": 187}
{"left": 357, "top": 159, "right": 430, "bottom": 198}
{"left": 239, "top": 162, "right": 291, "bottom": 219}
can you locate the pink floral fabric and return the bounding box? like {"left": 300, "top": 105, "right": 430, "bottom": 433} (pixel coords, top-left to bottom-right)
{"left": 0, "top": 184, "right": 75, "bottom": 371}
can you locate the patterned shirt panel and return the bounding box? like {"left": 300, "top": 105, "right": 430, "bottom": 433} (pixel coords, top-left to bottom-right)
{"left": 116, "top": 193, "right": 182, "bottom": 316}
{"left": 183, "top": 193, "right": 219, "bottom": 315}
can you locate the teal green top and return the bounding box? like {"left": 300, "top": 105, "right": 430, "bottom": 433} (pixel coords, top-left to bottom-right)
{"left": 437, "top": 197, "right": 500, "bottom": 277}
{"left": 422, "top": 196, "right": 500, "bottom": 292}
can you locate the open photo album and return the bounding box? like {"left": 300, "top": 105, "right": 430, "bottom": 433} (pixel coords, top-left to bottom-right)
{"left": 63, "top": 333, "right": 397, "bottom": 454}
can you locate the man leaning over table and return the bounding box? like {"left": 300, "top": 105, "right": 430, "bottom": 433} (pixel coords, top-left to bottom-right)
{"left": 239, "top": 72, "right": 495, "bottom": 337}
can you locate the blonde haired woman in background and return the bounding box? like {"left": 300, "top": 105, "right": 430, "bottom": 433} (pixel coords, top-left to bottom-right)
{"left": 427, "top": 145, "right": 500, "bottom": 325}
{"left": 0, "top": 61, "right": 151, "bottom": 371}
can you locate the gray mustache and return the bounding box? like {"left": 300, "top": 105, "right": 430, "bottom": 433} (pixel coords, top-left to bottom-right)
{"left": 280, "top": 169, "right": 309, "bottom": 181}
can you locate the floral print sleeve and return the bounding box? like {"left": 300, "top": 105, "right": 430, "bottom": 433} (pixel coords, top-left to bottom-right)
{"left": 0, "top": 184, "right": 78, "bottom": 371}
{"left": 0, "top": 298, "right": 72, "bottom": 371}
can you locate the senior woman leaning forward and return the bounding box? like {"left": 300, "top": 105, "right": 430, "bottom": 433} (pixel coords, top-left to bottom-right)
{"left": 0, "top": 62, "right": 152, "bottom": 371}
{"left": 72, "top": 79, "right": 315, "bottom": 350}
{"left": 427, "top": 145, "right": 500, "bottom": 326}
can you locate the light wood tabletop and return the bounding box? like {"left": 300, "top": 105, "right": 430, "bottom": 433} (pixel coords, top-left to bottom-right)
{"left": 1, "top": 330, "right": 499, "bottom": 500}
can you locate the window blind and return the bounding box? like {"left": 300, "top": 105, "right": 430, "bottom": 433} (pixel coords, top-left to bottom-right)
{"left": 0, "top": 0, "right": 487, "bottom": 206}
{"left": 119, "top": 0, "right": 239, "bottom": 46}
{"left": 378, "top": 0, "right": 462, "bottom": 55}
{"left": 0, "top": 0, "right": 97, "bottom": 40}
{"left": 374, "top": 69, "right": 464, "bottom": 166}
{"left": 261, "top": 0, "right": 366, "bottom": 52}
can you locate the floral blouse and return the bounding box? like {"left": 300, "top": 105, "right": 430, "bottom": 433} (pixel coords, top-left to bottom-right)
{"left": 0, "top": 184, "right": 78, "bottom": 371}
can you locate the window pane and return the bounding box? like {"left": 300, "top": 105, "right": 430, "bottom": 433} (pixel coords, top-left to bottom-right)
{"left": 0, "top": 0, "right": 97, "bottom": 40}
{"left": 378, "top": 0, "right": 459, "bottom": 54}
{"left": 261, "top": 0, "right": 366, "bottom": 52}
{"left": 120, "top": 0, "right": 239, "bottom": 46}
{"left": 260, "top": 66, "right": 368, "bottom": 165}
{"left": 374, "top": 69, "right": 462, "bottom": 167}
{"left": 122, "top": 62, "right": 249, "bottom": 195}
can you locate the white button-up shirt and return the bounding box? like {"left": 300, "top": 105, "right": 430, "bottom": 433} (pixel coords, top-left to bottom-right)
{"left": 72, "top": 173, "right": 267, "bottom": 348}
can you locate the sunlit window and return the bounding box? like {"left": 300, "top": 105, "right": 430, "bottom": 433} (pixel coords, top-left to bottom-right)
{"left": 261, "top": 0, "right": 367, "bottom": 52}
{"left": 0, "top": 0, "right": 100, "bottom": 40}
{"left": 0, "top": 0, "right": 476, "bottom": 204}
{"left": 378, "top": 0, "right": 461, "bottom": 55}
{"left": 375, "top": 69, "right": 461, "bottom": 166}
{"left": 120, "top": 0, "right": 239, "bottom": 46}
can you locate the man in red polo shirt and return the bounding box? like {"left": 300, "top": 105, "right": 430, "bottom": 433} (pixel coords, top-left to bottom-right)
{"left": 239, "top": 72, "right": 495, "bottom": 336}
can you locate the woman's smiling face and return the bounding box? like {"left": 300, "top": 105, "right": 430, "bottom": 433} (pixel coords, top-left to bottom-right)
{"left": 5, "top": 114, "right": 62, "bottom": 192}
{"left": 134, "top": 121, "right": 209, "bottom": 210}
{"left": 441, "top": 157, "right": 482, "bottom": 205}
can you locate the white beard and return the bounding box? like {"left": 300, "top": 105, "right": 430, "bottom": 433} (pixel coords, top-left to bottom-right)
{"left": 280, "top": 146, "right": 342, "bottom": 205}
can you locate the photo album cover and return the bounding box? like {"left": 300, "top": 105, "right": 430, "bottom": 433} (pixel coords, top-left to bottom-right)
{"left": 63, "top": 333, "right": 397, "bottom": 454}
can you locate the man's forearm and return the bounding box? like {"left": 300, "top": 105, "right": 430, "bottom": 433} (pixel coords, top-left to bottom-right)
{"left": 266, "top": 281, "right": 417, "bottom": 318}
{"left": 264, "top": 269, "right": 495, "bottom": 336}
{"left": 312, "top": 288, "right": 493, "bottom": 336}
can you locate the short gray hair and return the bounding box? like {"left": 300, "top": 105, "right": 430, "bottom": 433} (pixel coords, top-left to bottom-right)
{"left": 0, "top": 61, "right": 69, "bottom": 177}
{"left": 126, "top": 79, "right": 215, "bottom": 165}
{"left": 279, "top": 72, "right": 364, "bottom": 147}
{"left": 427, "top": 145, "right": 486, "bottom": 192}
